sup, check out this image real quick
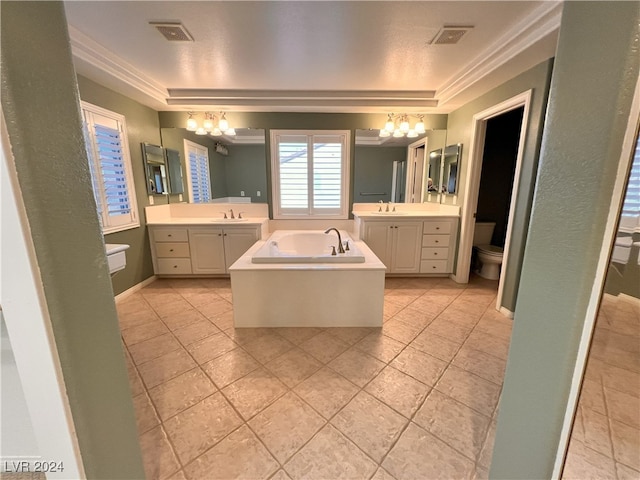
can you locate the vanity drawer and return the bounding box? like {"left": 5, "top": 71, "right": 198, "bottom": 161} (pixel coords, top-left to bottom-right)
{"left": 422, "top": 234, "right": 450, "bottom": 247}
{"left": 153, "top": 228, "right": 188, "bottom": 242}
{"left": 420, "top": 260, "right": 448, "bottom": 273}
{"left": 155, "top": 242, "right": 190, "bottom": 258}
{"left": 421, "top": 247, "right": 449, "bottom": 260}
{"left": 156, "top": 258, "right": 192, "bottom": 275}
{"left": 423, "top": 221, "right": 452, "bottom": 235}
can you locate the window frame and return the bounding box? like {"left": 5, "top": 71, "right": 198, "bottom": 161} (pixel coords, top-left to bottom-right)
{"left": 183, "top": 139, "right": 212, "bottom": 204}
{"left": 81, "top": 101, "right": 139, "bottom": 234}
{"left": 270, "top": 129, "right": 351, "bottom": 219}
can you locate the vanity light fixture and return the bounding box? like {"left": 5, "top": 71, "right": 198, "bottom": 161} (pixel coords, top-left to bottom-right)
{"left": 381, "top": 113, "right": 427, "bottom": 138}
{"left": 185, "top": 111, "right": 236, "bottom": 136}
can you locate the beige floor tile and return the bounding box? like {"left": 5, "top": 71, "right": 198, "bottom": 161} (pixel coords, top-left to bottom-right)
{"left": 616, "top": 462, "right": 640, "bottom": 479}
{"left": 383, "top": 300, "right": 406, "bottom": 320}
{"left": 118, "top": 308, "right": 160, "bottom": 330}
{"left": 475, "top": 314, "right": 513, "bottom": 342}
{"left": 186, "top": 332, "right": 238, "bottom": 364}
{"left": 164, "top": 392, "right": 243, "bottom": 464}
{"left": 248, "top": 391, "right": 326, "bottom": 463}
{"left": 425, "top": 317, "right": 473, "bottom": 344}
{"left": 116, "top": 293, "right": 149, "bottom": 316}
{"left": 151, "top": 298, "right": 194, "bottom": 320}
{"left": 452, "top": 344, "right": 506, "bottom": 385}
{"left": 578, "top": 379, "right": 606, "bottom": 415}
{"left": 414, "top": 390, "right": 491, "bottom": 460}
{"left": 222, "top": 367, "right": 288, "bottom": 420}
{"left": 293, "top": 367, "right": 359, "bottom": 419}
{"left": 270, "top": 470, "right": 293, "bottom": 480}
{"left": 284, "top": 425, "right": 377, "bottom": 480}
{"left": 328, "top": 348, "right": 386, "bottom": 387}
{"left": 410, "top": 330, "right": 460, "bottom": 363}
{"left": 143, "top": 292, "right": 185, "bottom": 309}
{"left": 241, "top": 334, "right": 295, "bottom": 364}
{"left": 463, "top": 329, "right": 511, "bottom": 360}
{"left": 139, "top": 425, "right": 180, "bottom": 480}
{"left": 166, "top": 470, "right": 187, "bottom": 480}
{"left": 325, "top": 327, "right": 377, "bottom": 345}
{"left": 371, "top": 467, "right": 398, "bottom": 480}
{"left": 382, "top": 319, "right": 424, "bottom": 344}
{"left": 223, "top": 327, "right": 272, "bottom": 345}
{"left": 126, "top": 357, "right": 146, "bottom": 396}
{"left": 128, "top": 333, "right": 182, "bottom": 365}
{"left": 382, "top": 422, "right": 475, "bottom": 480}
{"left": 184, "top": 291, "right": 226, "bottom": 310}
{"left": 365, "top": 366, "right": 430, "bottom": 418}
{"left": 331, "top": 391, "right": 408, "bottom": 462}
{"left": 137, "top": 348, "right": 197, "bottom": 389}
{"left": 172, "top": 318, "right": 220, "bottom": 346}
{"left": 148, "top": 368, "right": 216, "bottom": 421}
{"left": 298, "top": 331, "right": 351, "bottom": 363}
{"left": 580, "top": 406, "right": 613, "bottom": 457}
{"left": 392, "top": 305, "right": 437, "bottom": 329}
{"left": 274, "top": 327, "right": 324, "bottom": 345}
{"left": 264, "top": 347, "right": 322, "bottom": 388}
{"left": 210, "top": 310, "right": 235, "bottom": 331}
{"left": 162, "top": 308, "right": 208, "bottom": 331}
{"left": 604, "top": 387, "right": 640, "bottom": 428}
{"left": 390, "top": 346, "right": 448, "bottom": 387}
{"left": 184, "top": 424, "right": 278, "bottom": 480}
{"left": 354, "top": 332, "right": 406, "bottom": 363}
{"left": 562, "top": 438, "right": 616, "bottom": 479}
{"left": 610, "top": 419, "right": 640, "bottom": 470}
{"left": 195, "top": 295, "right": 234, "bottom": 318}
{"left": 201, "top": 348, "right": 260, "bottom": 388}
{"left": 121, "top": 319, "right": 169, "bottom": 346}
{"left": 435, "top": 365, "right": 501, "bottom": 417}
{"left": 477, "top": 419, "right": 496, "bottom": 470}
{"left": 410, "top": 293, "right": 453, "bottom": 313}
{"left": 133, "top": 392, "right": 160, "bottom": 435}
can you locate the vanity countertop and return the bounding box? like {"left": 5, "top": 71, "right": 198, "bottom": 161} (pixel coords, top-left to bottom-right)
{"left": 146, "top": 217, "right": 269, "bottom": 226}
{"left": 352, "top": 211, "right": 460, "bottom": 219}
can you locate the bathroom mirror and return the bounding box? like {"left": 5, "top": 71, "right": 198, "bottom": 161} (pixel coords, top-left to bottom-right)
{"left": 142, "top": 143, "right": 170, "bottom": 195}
{"left": 426, "top": 148, "right": 444, "bottom": 195}
{"left": 443, "top": 143, "right": 462, "bottom": 195}
{"left": 165, "top": 148, "right": 184, "bottom": 194}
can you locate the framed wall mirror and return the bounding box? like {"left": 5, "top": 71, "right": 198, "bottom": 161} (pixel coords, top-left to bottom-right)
{"left": 142, "top": 142, "right": 184, "bottom": 195}
{"left": 443, "top": 143, "right": 462, "bottom": 195}
{"left": 427, "top": 148, "right": 444, "bottom": 195}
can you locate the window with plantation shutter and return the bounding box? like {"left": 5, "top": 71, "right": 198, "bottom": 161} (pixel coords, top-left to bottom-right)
{"left": 81, "top": 101, "right": 139, "bottom": 234}
{"left": 619, "top": 133, "right": 640, "bottom": 232}
{"left": 271, "top": 130, "right": 350, "bottom": 218}
{"left": 184, "top": 140, "right": 212, "bottom": 203}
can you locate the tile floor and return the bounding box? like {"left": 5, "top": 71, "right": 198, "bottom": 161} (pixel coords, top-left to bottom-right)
{"left": 117, "top": 275, "right": 513, "bottom": 480}
{"left": 562, "top": 293, "right": 640, "bottom": 479}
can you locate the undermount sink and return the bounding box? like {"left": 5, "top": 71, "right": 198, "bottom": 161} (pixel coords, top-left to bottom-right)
{"left": 105, "top": 243, "right": 130, "bottom": 275}
{"left": 211, "top": 218, "right": 249, "bottom": 222}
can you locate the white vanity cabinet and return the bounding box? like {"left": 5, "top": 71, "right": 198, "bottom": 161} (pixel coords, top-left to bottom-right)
{"left": 361, "top": 220, "right": 423, "bottom": 274}
{"left": 420, "top": 218, "right": 459, "bottom": 274}
{"left": 149, "top": 224, "right": 261, "bottom": 276}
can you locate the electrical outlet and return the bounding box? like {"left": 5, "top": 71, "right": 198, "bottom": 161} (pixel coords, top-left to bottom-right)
{"left": 257, "top": 191, "right": 261, "bottom": 197}
{"left": 240, "top": 191, "right": 245, "bottom": 196}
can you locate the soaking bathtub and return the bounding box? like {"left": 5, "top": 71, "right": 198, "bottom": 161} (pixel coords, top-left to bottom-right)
{"left": 229, "top": 230, "right": 385, "bottom": 327}
{"left": 252, "top": 230, "right": 366, "bottom": 263}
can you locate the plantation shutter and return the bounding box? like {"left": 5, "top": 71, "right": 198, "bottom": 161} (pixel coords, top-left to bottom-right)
{"left": 185, "top": 142, "right": 211, "bottom": 203}
{"left": 621, "top": 135, "right": 640, "bottom": 220}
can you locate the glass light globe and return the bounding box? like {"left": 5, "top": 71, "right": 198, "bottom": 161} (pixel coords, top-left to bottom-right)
{"left": 225, "top": 128, "right": 236, "bottom": 136}
{"left": 385, "top": 119, "right": 395, "bottom": 133}
{"left": 195, "top": 127, "right": 207, "bottom": 135}
{"left": 186, "top": 117, "right": 198, "bottom": 131}
{"left": 203, "top": 116, "right": 214, "bottom": 132}
{"left": 218, "top": 114, "right": 229, "bottom": 132}
{"left": 407, "top": 130, "right": 418, "bottom": 138}
{"left": 393, "top": 129, "right": 404, "bottom": 138}
{"left": 414, "top": 121, "right": 426, "bottom": 134}
{"left": 400, "top": 118, "right": 410, "bottom": 133}
{"left": 379, "top": 129, "right": 391, "bottom": 138}
{"left": 210, "top": 128, "right": 222, "bottom": 136}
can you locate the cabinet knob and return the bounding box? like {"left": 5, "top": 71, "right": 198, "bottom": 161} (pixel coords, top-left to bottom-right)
{"left": 169, "top": 249, "right": 174, "bottom": 252}
{"left": 435, "top": 240, "right": 439, "bottom": 243}
{"left": 218, "top": 233, "right": 222, "bottom": 236}
{"left": 432, "top": 266, "right": 437, "bottom": 269}
{"left": 173, "top": 265, "right": 178, "bottom": 268}
{"left": 434, "top": 252, "right": 438, "bottom": 256}
{"left": 436, "top": 227, "right": 440, "bottom": 230}
{"left": 168, "top": 234, "right": 172, "bottom": 237}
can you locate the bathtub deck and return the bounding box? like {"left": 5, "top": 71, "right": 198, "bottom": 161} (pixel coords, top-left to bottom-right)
{"left": 229, "top": 239, "right": 386, "bottom": 327}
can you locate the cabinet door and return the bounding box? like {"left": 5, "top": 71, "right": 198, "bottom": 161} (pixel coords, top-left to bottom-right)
{"left": 391, "top": 222, "right": 422, "bottom": 273}
{"left": 188, "top": 228, "right": 226, "bottom": 274}
{"left": 363, "top": 221, "right": 393, "bottom": 268}
{"left": 223, "top": 227, "right": 259, "bottom": 271}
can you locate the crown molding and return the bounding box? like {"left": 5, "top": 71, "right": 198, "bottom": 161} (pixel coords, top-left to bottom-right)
{"left": 68, "top": 25, "right": 168, "bottom": 105}
{"left": 436, "top": 1, "right": 562, "bottom": 106}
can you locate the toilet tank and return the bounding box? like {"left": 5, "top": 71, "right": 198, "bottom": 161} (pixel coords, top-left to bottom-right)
{"left": 473, "top": 222, "right": 496, "bottom": 246}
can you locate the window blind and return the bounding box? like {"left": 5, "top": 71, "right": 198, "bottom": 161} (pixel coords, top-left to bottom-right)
{"left": 186, "top": 142, "right": 212, "bottom": 203}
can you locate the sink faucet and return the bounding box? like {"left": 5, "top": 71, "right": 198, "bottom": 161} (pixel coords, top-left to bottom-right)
{"left": 229, "top": 209, "right": 235, "bottom": 219}
{"left": 378, "top": 200, "right": 384, "bottom": 212}
{"left": 324, "top": 228, "right": 345, "bottom": 254}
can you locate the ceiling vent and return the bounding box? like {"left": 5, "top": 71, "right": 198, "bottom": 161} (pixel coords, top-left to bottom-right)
{"left": 431, "top": 26, "right": 473, "bottom": 45}
{"left": 150, "top": 22, "right": 194, "bottom": 42}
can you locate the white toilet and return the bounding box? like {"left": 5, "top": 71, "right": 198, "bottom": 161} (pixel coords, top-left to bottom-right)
{"left": 473, "top": 222, "right": 504, "bottom": 280}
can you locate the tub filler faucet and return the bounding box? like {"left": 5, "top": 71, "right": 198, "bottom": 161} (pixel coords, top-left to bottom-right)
{"left": 324, "top": 228, "right": 345, "bottom": 254}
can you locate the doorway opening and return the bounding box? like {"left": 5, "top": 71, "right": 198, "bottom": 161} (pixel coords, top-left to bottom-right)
{"left": 455, "top": 90, "right": 532, "bottom": 315}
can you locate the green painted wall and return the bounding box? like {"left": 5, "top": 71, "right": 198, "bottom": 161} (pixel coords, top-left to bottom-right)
{"left": 354, "top": 146, "right": 406, "bottom": 203}
{"left": 447, "top": 59, "right": 553, "bottom": 312}
{"left": 491, "top": 2, "right": 640, "bottom": 478}
{"left": 0, "top": 2, "right": 145, "bottom": 478}
{"left": 224, "top": 144, "right": 268, "bottom": 200}
{"left": 77, "top": 75, "right": 160, "bottom": 296}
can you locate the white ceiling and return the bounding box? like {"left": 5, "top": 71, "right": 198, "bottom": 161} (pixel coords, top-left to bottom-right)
{"left": 64, "top": 1, "right": 562, "bottom": 114}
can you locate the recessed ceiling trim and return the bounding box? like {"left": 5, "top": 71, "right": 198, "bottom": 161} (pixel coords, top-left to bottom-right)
{"left": 68, "top": 25, "right": 168, "bottom": 104}
{"left": 167, "top": 89, "right": 436, "bottom": 100}
{"left": 436, "top": 1, "right": 562, "bottom": 106}
{"left": 165, "top": 97, "right": 439, "bottom": 108}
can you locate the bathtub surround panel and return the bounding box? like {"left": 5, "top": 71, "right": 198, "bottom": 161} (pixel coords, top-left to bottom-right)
{"left": 491, "top": 2, "right": 640, "bottom": 479}
{"left": 230, "top": 237, "right": 385, "bottom": 327}
{"left": 0, "top": 2, "right": 145, "bottom": 477}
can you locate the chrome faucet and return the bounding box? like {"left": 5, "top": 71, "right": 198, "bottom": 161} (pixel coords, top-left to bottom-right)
{"left": 229, "top": 209, "right": 235, "bottom": 219}
{"left": 324, "top": 228, "right": 345, "bottom": 254}
{"left": 378, "top": 200, "right": 384, "bottom": 212}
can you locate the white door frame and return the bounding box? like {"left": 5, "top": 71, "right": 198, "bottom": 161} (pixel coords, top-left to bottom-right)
{"left": 453, "top": 90, "right": 532, "bottom": 314}
{"left": 405, "top": 138, "right": 428, "bottom": 203}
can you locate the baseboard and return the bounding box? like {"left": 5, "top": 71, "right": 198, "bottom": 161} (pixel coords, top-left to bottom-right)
{"left": 499, "top": 306, "right": 515, "bottom": 319}
{"left": 114, "top": 276, "right": 157, "bottom": 303}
